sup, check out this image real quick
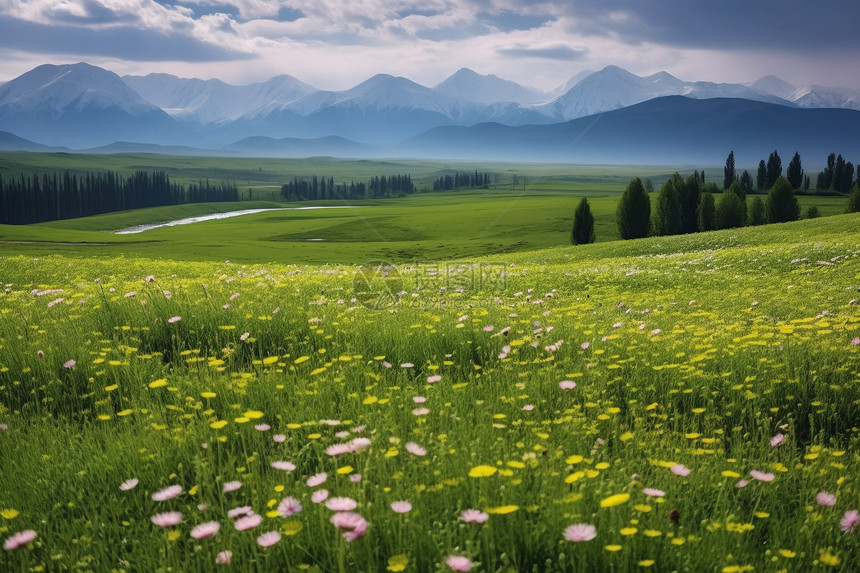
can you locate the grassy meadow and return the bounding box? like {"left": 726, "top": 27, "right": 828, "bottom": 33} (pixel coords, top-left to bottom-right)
{"left": 1, "top": 153, "right": 859, "bottom": 571}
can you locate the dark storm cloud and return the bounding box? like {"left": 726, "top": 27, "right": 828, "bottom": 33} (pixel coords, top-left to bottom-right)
{"left": 0, "top": 17, "right": 252, "bottom": 62}
{"left": 557, "top": 0, "right": 860, "bottom": 52}
{"left": 498, "top": 44, "right": 588, "bottom": 60}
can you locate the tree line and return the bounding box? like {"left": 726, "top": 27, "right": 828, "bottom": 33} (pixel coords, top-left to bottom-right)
{"left": 432, "top": 171, "right": 491, "bottom": 191}
{"left": 280, "top": 174, "right": 414, "bottom": 201}
{"left": 572, "top": 149, "right": 860, "bottom": 244}
{"left": 0, "top": 171, "right": 238, "bottom": 225}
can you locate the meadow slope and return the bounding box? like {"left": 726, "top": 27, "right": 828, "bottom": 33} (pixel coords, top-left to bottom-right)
{"left": 0, "top": 214, "right": 859, "bottom": 571}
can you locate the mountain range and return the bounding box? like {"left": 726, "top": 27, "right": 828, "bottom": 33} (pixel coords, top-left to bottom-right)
{"left": 1, "top": 62, "right": 859, "bottom": 164}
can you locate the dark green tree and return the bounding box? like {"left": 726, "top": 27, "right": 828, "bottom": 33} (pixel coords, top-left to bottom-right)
{"left": 616, "top": 177, "right": 651, "bottom": 240}
{"left": 653, "top": 181, "right": 683, "bottom": 236}
{"left": 832, "top": 154, "right": 846, "bottom": 192}
{"left": 805, "top": 205, "right": 820, "bottom": 219}
{"left": 767, "top": 176, "right": 801, "bottom": 223}
{"left": 766, "top": 150, "right": 782, "bottom": 188}
{"left": 748, "top": 196, "right": 766, "bottom": 226}
{"left": 786, "top": 152, "right": 803, "bottom": 189}
{"left": 818, "top": 153, "right": 836, "bottom": 189}
{"left": 715, "top": 188, "right": 746, "bottom": 230}
{"left": 739, "top": 170, "right": 753, "bottom": 198}
{"left": 848, "top": 182, "right": 860, "bottom": 213}
{"left": 756, "top": 160, "right": 768, "bottom": 190}
{"left": 571, "top": 197, "right": 596, "bottom": 245}
{"left": 724, "top": 151, "right": 736, "bottom": 189}
{"left": 697, "top": 191, "right": 716, "bottom": 232}
{"left": 644, "top": 178, "right": 654, "bottom": 194}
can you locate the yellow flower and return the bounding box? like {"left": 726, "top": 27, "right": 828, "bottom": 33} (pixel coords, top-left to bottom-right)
{"left": 600, "top": 493, "right": 630, "bottom": 508}
{"left": 643, "top": 529, "right": 662, "bottom": 537}
{"left": 721, "top": 470, "right": 741, "bottom": 478}
{"left": 282, "top": 521, "right": 303, "bottom": 536}
{"left": 620, "top": 527, "right": 638, "bottom": 536}
{"left": 819, "top": 549, "right": 839, "bottom": 567}
{"left": 565, "top": 455, "right": 584, "bottom": 464}
{"left": 210, "top": 420, "right": 228, "bottom": 429}
{"left": 336, "top": 466, "right": 354, "bottom": 475}
{"left": 605, "top": 545, "right": 623, "bottom": 552}
{"left": 0, "top": 509, "right": 19, "bottom": 519}
{"left": 469, "top": 465, "right": 497, "bottom": 477}
{"left": 778, "top": 549, "right": 796, "bottom": 558}
{"left": 201, "top": 392, "right": 216, "bottom": 398}
{"left": 485, "top": 505, "right": 519, "bottom": 514}
{"left": 243, "top": 410, "right": 264, "bottom": 419}
{"left": 167, "top": 530, "right": 181, "bottom": 542}
{"left": 638, "top": 560, "right": 655, "bottom": 567}
{"left": 620, "top": 432, "right": 634, "bottom": 442}
{"left": 387, "top": 554, "right": 409, "bottom": 572}
{"left": 148, "top": 378, "right": 167, "bottom": 388}
{"left": 634, "top": 504, "right": 652, "bottom": 513}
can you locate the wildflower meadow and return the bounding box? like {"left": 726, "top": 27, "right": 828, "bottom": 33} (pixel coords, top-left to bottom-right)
{"left": 1, "top": 214, "right": 859, "bottom": 571}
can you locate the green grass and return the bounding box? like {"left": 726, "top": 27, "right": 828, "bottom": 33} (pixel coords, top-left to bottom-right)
{"left": 0, "top": 214, "right": 858, "bottom": 572}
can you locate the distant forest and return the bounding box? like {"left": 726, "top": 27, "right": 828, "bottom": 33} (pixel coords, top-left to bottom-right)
{"left": 280, "top": 174, "right": 415, "bottom": 201}
{"left": 0, "top": 171, "right": 238, "bottom": 225}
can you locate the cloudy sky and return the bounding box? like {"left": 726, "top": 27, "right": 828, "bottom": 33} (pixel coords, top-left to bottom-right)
{"left": 1, "top": 0, "right": 859, "bottom": 90}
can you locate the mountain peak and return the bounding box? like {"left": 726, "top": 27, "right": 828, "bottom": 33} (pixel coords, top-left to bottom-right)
{"left": 434, "top": 68, "right": 546, "bottom": 104}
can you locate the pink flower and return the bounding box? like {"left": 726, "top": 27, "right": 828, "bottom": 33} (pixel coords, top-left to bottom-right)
{"left": 63, "top": 359, "right": 76, "bottom": 369}
{"left": 349, "top": 474, "right": 362, "bottom": 483}
{"left": 735, "top": 479, "right": 749, "bottom": 488}
{"left": 427, "top": 375, "right": 442, "bottom": 383}
{"left": 229, "top": 292, "right": 241, "bottom": 301}
{"left": 445, "top": 555, "right": 474, "bottom": 571}
{"left": 311, "top": 489, "right": 329, "bottom": 504}
{"left": 851, "top": 337, "right": 860, "bottom": 346}
{"left": 152, "top": 485, "right": 182, "bottom": 501}
{"left": 278, "top": 497, "right": 302, "bottom": 517}
{"left": 390, "top": 501, "right": 412, "bottom": 514}
{"left": 580, "top": 342, "right": 590, "bottom": 350}
{"left": 459, "top": 509, "right": 489, "bottom": 523}
{"left": 215, "top": 550, "right": 232, "bottom": 565}
{"left": 670, "top": 464, "right": 691, "bottom": 476}
{"left": 400, "top": 362, "right": 414, "bottom": 368}
{"left": 3, "top": 530, "right": 37, "bottom": 550}
{"left": 255, "top": 424, "right": 271, "bottom": 431}
{"left": 642, "top": 488, "right": 665, "bottom": 497}
{"left": 271, "top": 461, "right": 296, "bottom": 471}
{"left": 273, "top": 434, "right": 286, "bottom": 443}
{"left": 234, "top": 514, "right": 262, "bottom": 531}
{"left": 326, "top": 437, "right": 371, "bottom": 456}
{"left": 227, "top": 506, "right": 252, "bottom": 519}
{"left": 325, "top": 497, "right": 357, "bottom": 511}
{"left": 120, "top": 478, "right": 138, "bottom": 491}
{"left": 563, "top": 523, "right": 597, "bottom": 542}
{"left": 405, "top": 442, "right": 426, "bottom": 456}
{"left": 257, "top": 531, "right": 281, "bottom": 547}
{"left": 840, "top": 509, "right": 859, "bottom": 533}
{"left": 412, "top": 407, "right": 430, "bottom": 416}
{"left": 770, "top": 433, "right": 786, "bottom": 447}
{"left": 483, "top": 325, "right": 494, "bottom": 332}
{"left": 167, "top": 316, "right": 181, "bottom": 323}
{"left": 151, "top": 512, "right": 183, "bottom": 527}
{"left": 307, "top": 472, "right": 328, "bottom": 487}
{"left": 413, "top": 396, "right": 427, "bottom": 403}
{"left": 222, "top": 481, "right": 242, "bottom": 493}
{"left": 559, "top": 380, "right": 576, "bottom": 390}
{"left": 330, "top": 512, "right": 368, "bottom": 541}
{"left": 817, "top": 491, "right": 837, "bottom": 506}
{"left": 651, "top": 328, "right": 662, "bottom": 335}
{"left": 190, "top": 521, "right": 220, "bottom": 539}
{"left": 240, "top": 332, "right": 250, "bottom": 341}
{"left": 522, "top": 404, "right": 535, "bottom": 411}
{"left": 750, "top": 470, "right": 775, "bottom": 482}
{"left": 144, "top": 275, "right": 155, "bottom": 283}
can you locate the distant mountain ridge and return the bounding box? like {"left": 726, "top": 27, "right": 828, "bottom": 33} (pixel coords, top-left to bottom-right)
{"left": 1, "top": 62, "right": 860, "bottom": 162}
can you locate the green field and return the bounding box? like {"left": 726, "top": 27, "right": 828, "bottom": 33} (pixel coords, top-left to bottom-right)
{"left": 1, "top": 154, "right": 859, "bottom": 572}
{"left": 0, "top": 153, "right": 853, "bottom": 265}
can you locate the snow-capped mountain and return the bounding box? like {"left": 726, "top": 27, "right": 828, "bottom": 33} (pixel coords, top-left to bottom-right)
{"left": 746, "top": 76, "right": 860, "bottom": 111}
{"left": 0, "top": 63, "right": 187, "bottom": 147}
{"left": 536, "top": 65, "right": 792, "bottom": 121}
{"left": 122, "top": 73, "right": 317, "bottom": 125}
{"left": 2, "top": 61, "right": 860, "bottom": 153}
{"left": 433, "top": 68, "right": 547, "bottom": 104}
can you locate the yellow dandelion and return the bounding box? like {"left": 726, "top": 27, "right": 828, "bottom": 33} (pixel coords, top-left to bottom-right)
{"left": 148, "top": 378, "right": 167, "bottom": 388}
{"left": 778, "top": 549, "right": 796, "bottom": 558}
{"left": 387, "top": 554, "right": 409, "bottom": 572}
{"left": 485, "top": 505, "right": 519, "bottom": 514}
{"left": 282, "top": 521, "right": 303, "bottom": 536}
{"left": 620, "top": 527, "right": 638, "bottom": 536}
{"left": 638, "top": 560, "right": 655, "bottom": 567}
{"left": 0, "top": 509, "right": 19, "bottom": 519}
{"left": 605, "top": 545, "right": 623, "bottom": 552}
{"left": 600, "top": 493, "right": 630, "bottom": 508}
{"left": 469, "top": 465, "right": 498, "bottom": 478}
